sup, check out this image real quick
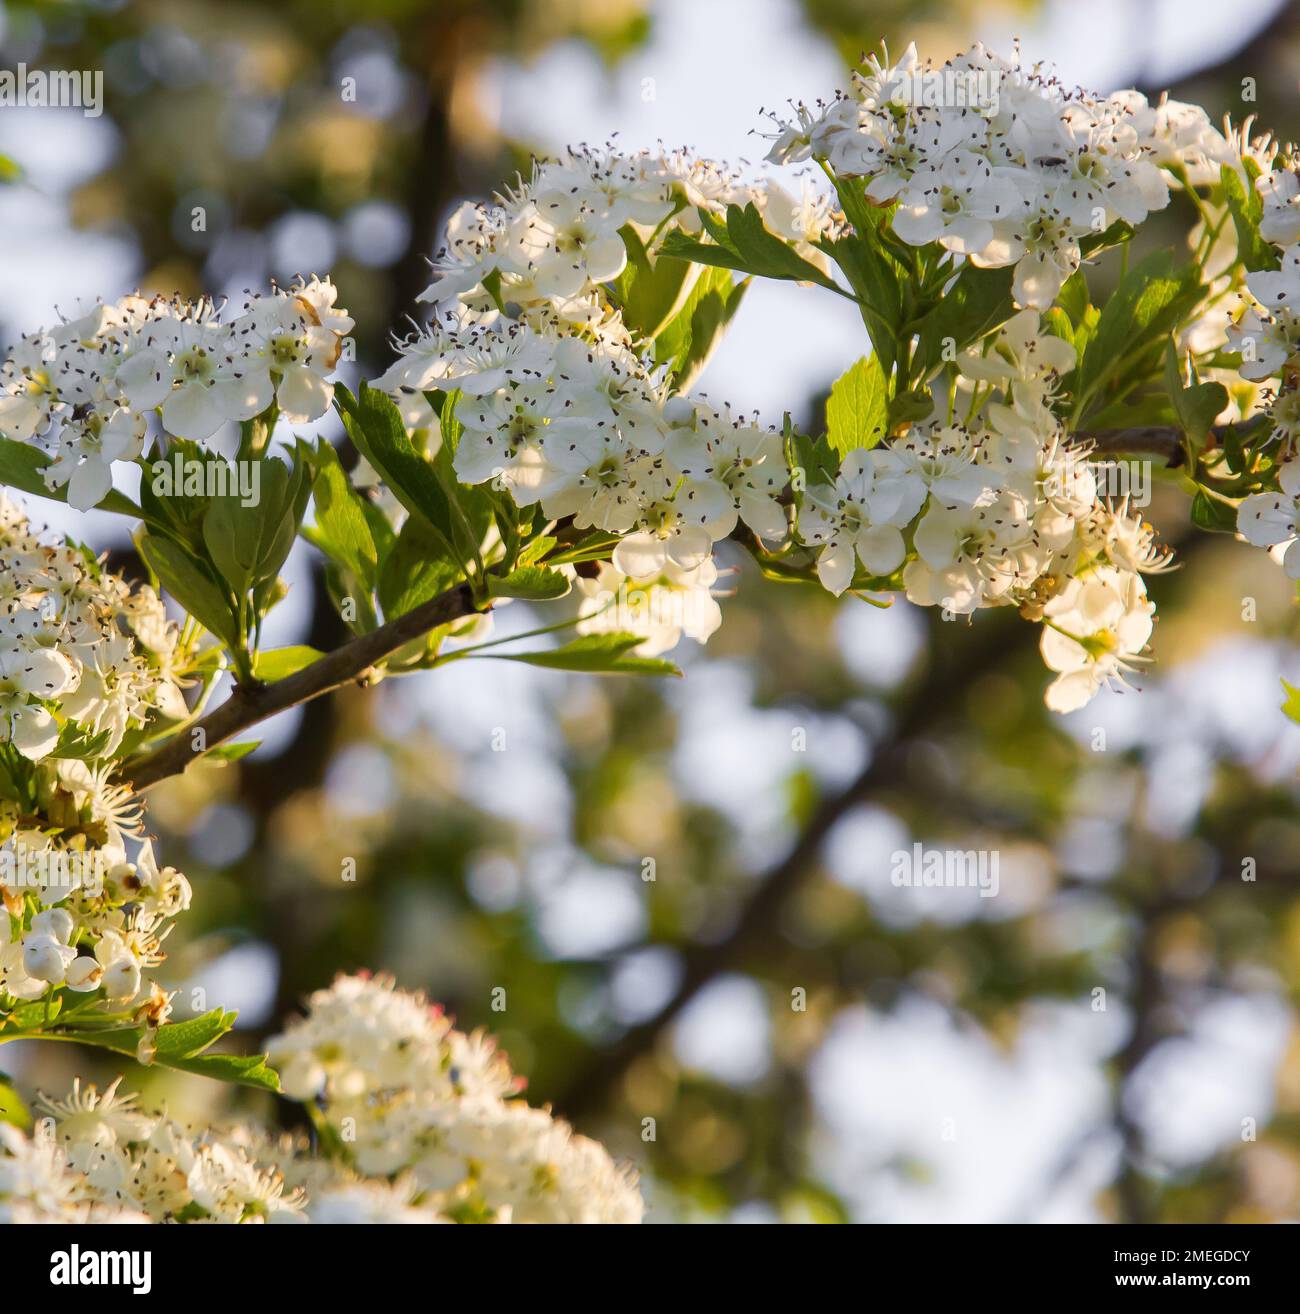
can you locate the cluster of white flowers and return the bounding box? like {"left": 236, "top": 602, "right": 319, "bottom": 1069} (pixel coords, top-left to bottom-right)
{"left": 381, "top": 318, "right": 788, "bottom": 578}
{"left": 1232, "top": 161, "right": 1300, "bottom": 572}
{"left": 372, "top": 108, "right": 1182, "bottom": 707}
{"left": 2, "top": 974, "right": 646, "bottom": 1225}
{"left": 0, "top": 1080, "right": 301, "bottom": 1223}
{"left": 1, "top": 761, "right": 193, "bottom": 1028}
{"left": 0, "top": 498, "right": 189, "bottom": 760}
{"left": 0, "top": 278, "right": 353, "bottom": 509}
{"left": 764, "top": 43, "right": 1210, "bottom": 308}
{"left": 793, "top": 310, "right": 1167, "bottom": 710}
{"left": 422, "top": 144, "right": 836, "bottom": 328}
{"left": 265, "top": 973, "right": 644, "bottom": 1223}
{"left": 374, "top": 145, "right": 853, "bottom": 663}
{"left": 0, "top": 501, "right": 196, "bottom": 1020}
{"left": 0, "top": 1122, "right": 146, "bottom": 1223}
{"left": 1, "top": 832, "right": 190, "bottom": 1019}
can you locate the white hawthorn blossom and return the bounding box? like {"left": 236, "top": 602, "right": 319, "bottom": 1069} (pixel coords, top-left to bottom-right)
{"left": 577, "top": 557, "right": 723, "bottom": 656}
{"left": 766, "top": 42, "right": 1172, "bottom": 309}
{"left": 799, "top": 448, "right": 927, "bottom": 595}
{"left": 1040, "top": 566, "right": 1155, "bottom": 711}
{"left": 265, "top": 975, "right": 644, "bottom": 1223}
{"left": 0, "top": 285, "right": 351, "bottom": 509}
{"left": 1237, "top": 458, "right": 1300, "bottom": 577}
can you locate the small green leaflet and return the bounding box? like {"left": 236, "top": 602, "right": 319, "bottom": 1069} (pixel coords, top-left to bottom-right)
{"left": 312, "top": 440, "right": 379, "bottom": 588}
{"left": 336, "top": 383, "right": 458, "bottom": 557}
{"left": 1075, "top": 251, "right": 1204, "bottom": 416}
{"left": 661, "top": 203, "right": 852, "bottom": 298}
{"left": 487, "top": 565, "right": 571, "bottom": 600}
{"left": 0, "top": 1075, "right": 31, "bottom": 1130}
{"left": 612, "top": 226, "right": 699, "bottom": 339}
{"left": 914, "top": 264, "right": 1017, "bottom": 380}
{"left": 1220, "top": 162, "right": 1277, "bottom": 273}
{"left": 202, "top": 740, "right": 262, "bottom": 764}
{"left": 0, "top": 435, "right": 143, "bottom": 520}
{"left": 53, "top": 1009, "right": 280, "bottom": 1093}
{"left": 253, "top": 646, "right": 324, "bottom": 682}
{"left": 1163, "top": 341, "right": 1228, "bottom": 459}
{"left": 378, "top": 514, "right": 464, "bottom": 621}
{"left": 46, "top": 722, "right": 112, "bottom": 761}
{"left": 137, "top": 530, "right": 242, "bottom": 652}
{"left": 653, "top": 266, "right": 749, "bottom": 389}
{"left": 826, "top": 356, "right": 888, "bottom": 453}
{"left": 1190, "top": 489, "right": 1240, "bottom": 533}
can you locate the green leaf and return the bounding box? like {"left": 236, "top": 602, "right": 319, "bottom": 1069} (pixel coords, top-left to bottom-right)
{"left": 1163, "top": 341, "right": 1228, "bottom": 459}
{"left": 311, "top": 441, "right": 378, "bottom": 588}
{"left": 1075, "top": 251, "right": 1205, "bottom": 417}
{"left": 6, "top": 999, "right": 60, "bottom": 1031}
{"left": 1220, "top": 163, "right": 1277, "bottom": 273}
{"left": 253, "top": 646, "right": 324, "bottom": 682}
{"left": 887, "top": 387, "right": 934, "bottom": 428}
{"left": 825, "top": 356, "right": 889, "bottom": 453}
{"left": 137, "top": 530, "right": 241, "bottom": 651}
{"left": 0, "top": 436, "right": 143, "bottom": 519}
{"left": 336, "top": 383, "right": 457, "bottom": 556}
{"left": 138, "top": 441, "right": 217, "bottom": 551}
{"left": 487, "top": 565, "right": 571, "bottom": 600}
{"left": 0, "top": 154, "right": 22, "bottom": 185}
{"left": 480, "top": 267, "right": 506, "bottom": 314}
{"left": 51, "top": 1009, "right": 281, "bottom": 1093}
{"left": 45, "top": 722, "right": 112, "bottom": 762}
{"left": 818, "top": 179, "right": 905, "bottom": 373}
{"left": 612, "top": 227, "right": 699, "bottom": 339}
{"left": 0, "top": 1075, "right": 31, "bottom": 1130}
{"left": 518, "top": 535, "right": 558, "bottom": 565}
{"left": 323, "top": 560, "right": 378, "bottom": 636}
{"left": 914, "top": 265, "right": 1018, "bottom": 381}
{"left": 201, "top": 453, "right": 311, "bottom": 608}
{"left": 172, "top": 1050, "right": 279, "bottom": 1091}
{"left": 153, "top": 1008, "right": 239, "bottom": 1058}
{"left": 432, "top": 445, "right": 492, "bottom": 578}
{"left": 546, "top": 530, "right": 623, "bottom": 566}
{"left": 788, "top": 421, "right": 839, "bottom": 490}
{"left": 490, "top": 632, "right": 681, "bottom": 676}
{"left": 202, "top": 740, "right": 261, "bottom": 763}
{"left": 662, "top": 203, "right": 851, "bottom": 298}
{"left": 1079, "top": 220, "right": 1134, "bottom": 258}
{"left": 1190, "top": 489, "right": 1240, "bottom": 533}
{"left": 824, "top": 235, "right": 903, "bottom": 376}
{"left": 1057, "top": 270, "right": 1091, "bottom": 326}
{"left": 379, "top": 514, "right": 464, "bottom": 621}
{"left": 650, "top": 264, "right": 749, "bottom": 388}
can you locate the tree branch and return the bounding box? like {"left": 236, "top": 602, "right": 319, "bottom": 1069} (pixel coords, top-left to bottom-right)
{"left": 1074, "top": 428, "right": 1187, "bottom": 466}
{"left": 1073, "top": 420, "right": 1272, "bottom": 468}
{"left": 122, "top": 582, "right": 484, "bottom": 792}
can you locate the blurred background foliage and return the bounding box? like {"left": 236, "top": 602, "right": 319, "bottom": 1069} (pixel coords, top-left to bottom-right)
{"left": 2, "top": 0, "right": 1300, "bottom": 1223}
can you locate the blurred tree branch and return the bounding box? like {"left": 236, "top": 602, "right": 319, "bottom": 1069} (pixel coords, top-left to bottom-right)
{"left": 556, "top": 607, "right": 1027, "bottom": 1121}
